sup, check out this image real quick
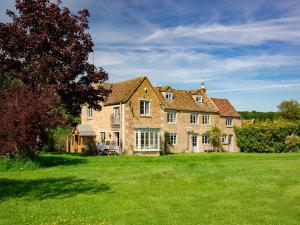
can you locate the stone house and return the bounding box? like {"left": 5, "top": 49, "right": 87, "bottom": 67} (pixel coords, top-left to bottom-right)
{"left": 71, "top": 76, "right": 241, "bottom": 155}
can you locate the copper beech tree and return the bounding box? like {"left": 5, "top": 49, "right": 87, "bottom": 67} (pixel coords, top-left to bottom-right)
{"left": 0, "top": 0, "right": 110, "bottom": 157}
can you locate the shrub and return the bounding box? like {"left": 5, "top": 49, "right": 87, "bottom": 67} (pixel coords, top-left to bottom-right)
{"left": 235, "top": 120, "right": 300, "bottom": 153}
{"left": 207, "top": 126, "right": 223, "bottom": 151}
{"left": 285, "top": 135, "right": 300, "bottom": 152}
{"left": 46, "top": 126, "right": 70, "bottom": 152}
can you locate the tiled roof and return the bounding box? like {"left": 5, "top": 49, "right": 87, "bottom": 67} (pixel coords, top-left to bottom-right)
{"left": 155, "top": 88, "right": 219, "bottom": 113}
{"left": 98, "top": 76, "right": 238, "bottom": 116}
{"left": 101, "top": 76, "right": 146, "bottom": 105}
{"left": 157, "top": 86, "right": 172, "bottom": 92}
{"left": 211, "top": 98, "right": 240, "bottom": 117}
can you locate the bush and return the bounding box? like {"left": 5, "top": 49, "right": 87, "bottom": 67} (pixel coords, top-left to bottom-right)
{"left": 235, "top": 120, "right": 300, "bottom": 153}
{"left": 46, "top": 126, "right": 70, "bottom": 152}
{"left": 207, "top": 126, "right": 222, "bottom": 151}
{"left": 285, "top": 135, "right": 300, "bottom": 152}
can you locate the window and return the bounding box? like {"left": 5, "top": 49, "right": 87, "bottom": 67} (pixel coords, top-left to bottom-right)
{"left": 169, "top": 133, "right": 177, "bottom": 145}
{"left": 196, "top": 94, "right": 203, "bottom": 103}
{"left": 226, "top": 117, "right": 233, "bottom": 127}
{"left": 140, "top": 100, "right": 150, "bottom": 116}
{"left": 99, "top": 132, "right": 106, "bottom": 143}
{"left": 113, "top": 107, "right": 120, "bottom": 125}
{"left": 202, "top": 113, "right": 210, "bottom": 124}
{"left": 202, "top": 134, "right": 209, "bottom": 144}
{"left": 87, "top": 107, "right": 93, "bottom": 119}
{"left": 165, "top": 92, "right": 173, "bottom": 100}
{"left": 221, "top": 134, "right": 227, "bottom": 144}
{"left": 192, "top": 135, "right": 197, "bottom": 147}
{"left": 190, "top": 113, "right": 198, "bottom": 124}
{"left": 167, "top": 112, "right": 177, "bottom": 123}
{"left": 135, "top": 129, "right": 160, "bottom": 150}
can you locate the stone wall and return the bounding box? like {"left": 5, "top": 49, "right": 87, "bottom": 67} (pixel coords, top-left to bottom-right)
{"left": 123, "top": 78, "right": 165, "bottom": 154}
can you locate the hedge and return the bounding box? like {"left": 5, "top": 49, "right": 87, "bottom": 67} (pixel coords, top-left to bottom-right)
{"left": 234, "top": 120, "right": 300, "bottom": 153}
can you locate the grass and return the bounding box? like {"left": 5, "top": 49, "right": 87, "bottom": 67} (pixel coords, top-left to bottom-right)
{"left": 0, "top": 153, "right": 299, "bottom": 225}
{"left": 0, "top": 156, "right": 40, "bottom": 171}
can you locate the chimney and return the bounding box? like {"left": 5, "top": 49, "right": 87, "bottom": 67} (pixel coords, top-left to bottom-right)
{"left": 200, "top": 82, "right": 206, "bottom": 93}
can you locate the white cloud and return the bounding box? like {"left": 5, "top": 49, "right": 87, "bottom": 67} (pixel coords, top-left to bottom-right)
{"left": 143, "top": 17, "right": 300, "bottom": 46}
{"left": 92, "top": 49, "right": 300, "bottom": 86}
{"left": 209, "top": 81, "right": 300, "bottom": 93}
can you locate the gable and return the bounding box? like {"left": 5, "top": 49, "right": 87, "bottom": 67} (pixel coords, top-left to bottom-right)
{"left": 129, "top": 78, "right": 164, "bottom": 106}
{"left": 211, "top": 98, "right": 240, "bottom": 117}
{"left": 102, "top": 76, "right": 146, "bottom": 106}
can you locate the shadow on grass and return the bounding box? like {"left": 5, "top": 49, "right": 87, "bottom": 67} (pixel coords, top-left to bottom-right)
{"left": 36, "top": 155, "right": 87, "bottom": 168}
{"left": 0, "top": 177, "right": 110, "bottom": 201}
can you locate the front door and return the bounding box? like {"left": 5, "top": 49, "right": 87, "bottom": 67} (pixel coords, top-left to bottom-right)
{"left": 113, "top": 132, "right": 120, "bottom": 146}
{"left": 228, "top": 135, "right": 233, "bottom": 152}
{"left": 192, "top": 135, "right": 198, "bottom": 152}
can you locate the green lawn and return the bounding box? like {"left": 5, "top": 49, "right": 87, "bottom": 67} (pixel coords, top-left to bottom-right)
{"left": 0, "top": 153, "right": 299, "bottom": 225}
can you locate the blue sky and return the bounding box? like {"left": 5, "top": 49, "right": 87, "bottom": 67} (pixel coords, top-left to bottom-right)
{"left": 1, "top": 0, "right": 300, "bottom": 111}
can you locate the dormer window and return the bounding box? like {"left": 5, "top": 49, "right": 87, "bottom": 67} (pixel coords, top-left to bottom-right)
{"left": 165, "top": 92, "right": 173, "bottom": 100}
{"left": 196, "top": 94, "right": 203, "bottom": 103}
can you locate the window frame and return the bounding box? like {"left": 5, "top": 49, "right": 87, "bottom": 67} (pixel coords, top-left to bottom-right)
{"left": 202, "top": 134, "right": 210, "bottom": 144}
{"left": 226, "top": 117, "right": 233, "bottom": 127}
{"left": 165, "top": 92, "right": 173, "bottom": 100}
{"left": 135, "top": 128, "right": 160, "bottom": 151}
{"left": 167, "top": 111, "right": 177, "bottom": 123}
{"left": 196, "top": 94, "right": 203, "bottom": 103}
{"left": 169, "top": 133, "right": 177, "bottom": 145}
{"left": 202, "top": 113, "right": 210, "bottom": 125}
{"left": 221, "top": 134, "right": 227, "bottom": 144}
{"left": 190, "top": 112, "right": 198, "bottom": 124}
{"left": 87, "top": 107, "right": 93, "bottom": 119}
{"left": 99, "top": 132, "right": 106, "bottom": 144}
{"left": 140, "top": 100, "right": 151, "bottom": 116}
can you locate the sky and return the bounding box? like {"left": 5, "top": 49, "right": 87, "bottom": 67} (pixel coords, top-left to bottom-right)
{"left": 1, "top": 0, "right": 300, "bottom": 111}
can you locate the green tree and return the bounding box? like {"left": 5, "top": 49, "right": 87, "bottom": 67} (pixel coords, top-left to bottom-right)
{"left": 207, "top": 126, "right": 222, "bottom": 152}
{"left": 277, "top": 100, "right": 300, "bottom": 121}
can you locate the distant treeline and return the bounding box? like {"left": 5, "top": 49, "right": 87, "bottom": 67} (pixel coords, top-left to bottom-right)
{"left": 238, "top": 111, "right": 277, "bottom": 121}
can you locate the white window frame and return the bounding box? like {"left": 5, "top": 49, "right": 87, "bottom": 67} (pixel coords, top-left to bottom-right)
{"left": 113, "top": 106, "right": 120, "bottom": 125}
{"left": 140, "top": 100, "right": 151, "bottom": 116}
{"left": 192, "top": 135, "right": 198, "bottom": 147}
{"left": 226, "top": 117, "right": 233, "bottom": 127}
{"left": 169, "top": 133, "right": 177, "bottom": 145}
{"left": 196, "top": 94, "right": 203, "bottom": 103}
{"left": 165, "top": 92, "right": 173, "bottom": 100}
{"left": 221, "top": 134, "right": 227, "bottom": 144}
{"left": 167, "top": 111, "right": 177, "bottom": 123}
{"left": 87, "top": 107, "right": 93, "bottom": 119}
{"left": 202, "top": 113, "right": 210, "bottom": 125}
{"left": 190, "top": 112, "right": 198, "bottom": 124}
{"left": 202, "top": 134, "right": 210, "bottom": 144}
{"left": 99, "top": 132, "right": 106, "bottom": 144}
{"left": 135, "top": 128, "right": 160, "bottom": 151}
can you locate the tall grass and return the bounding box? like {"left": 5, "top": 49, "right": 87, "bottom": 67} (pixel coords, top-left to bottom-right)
{"left": 0, "top": 156, "right": 40, "bottom": 171}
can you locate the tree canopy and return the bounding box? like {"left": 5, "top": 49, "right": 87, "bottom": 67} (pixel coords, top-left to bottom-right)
{"left": 0, "top": 0, "right": 110, "bottom": 115}
{"left": 277, "top": 100, "right": 300, "bottom": 121}
{"left": 0, "top": 0, "right": 110, "bottom": 157}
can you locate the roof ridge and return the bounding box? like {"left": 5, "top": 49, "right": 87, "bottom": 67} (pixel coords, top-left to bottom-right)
{"left": 155, "top": 87, "right": 203, "bottom": 93}
{"left": 211, "top": 97, "right": 228, "bottom": 100}
{"left": 111, "top": 76, "right": 146, "bottom": 85}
